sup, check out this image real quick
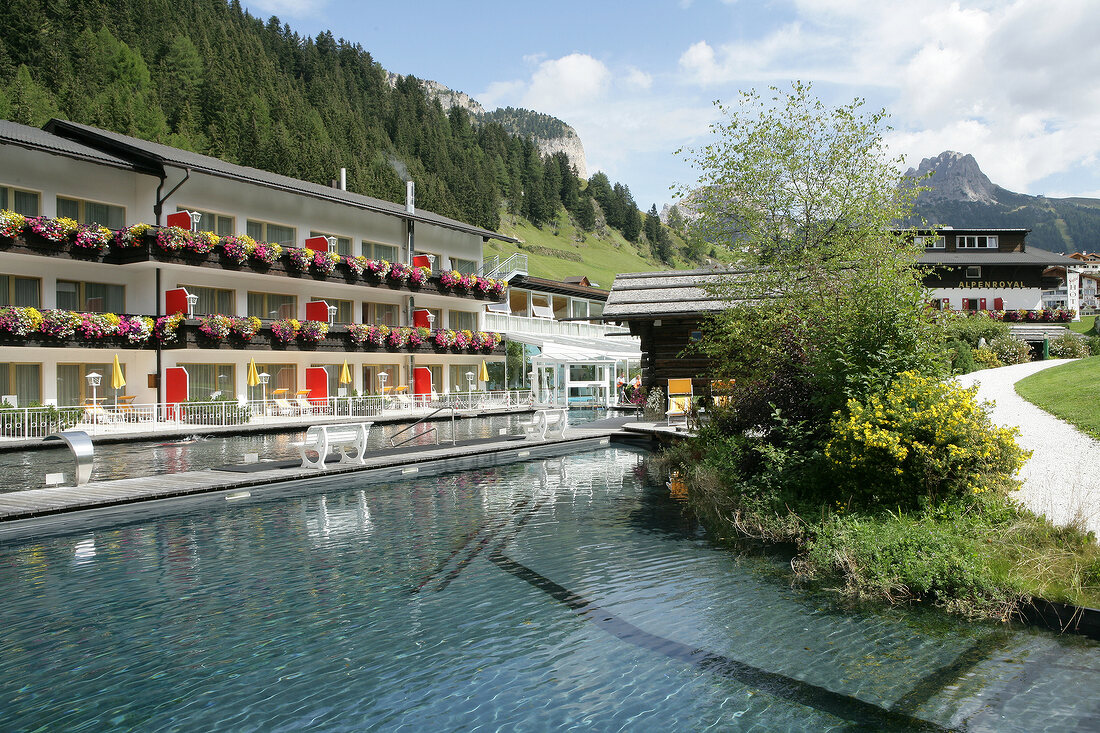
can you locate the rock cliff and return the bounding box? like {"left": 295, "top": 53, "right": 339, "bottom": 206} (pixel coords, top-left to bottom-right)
{"left": 386, "top": 73, "right": 588, "bottom": 179}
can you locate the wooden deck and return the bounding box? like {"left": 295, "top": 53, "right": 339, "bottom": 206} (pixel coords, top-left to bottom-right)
{"left": 0, "top": 425, "right": 629, "bottom": 525}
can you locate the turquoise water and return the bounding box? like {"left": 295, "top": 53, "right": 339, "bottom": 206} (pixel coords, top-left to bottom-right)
{"left": 1, "top": 447, "right": 1098, "bottom": 731}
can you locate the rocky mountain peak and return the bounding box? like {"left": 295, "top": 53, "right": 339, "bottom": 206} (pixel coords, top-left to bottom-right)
{"left": 906, "top": 150, "right": 998, "bottom": 205}
{"left": 385, "top": 72, "right": 588, "bottom": 179}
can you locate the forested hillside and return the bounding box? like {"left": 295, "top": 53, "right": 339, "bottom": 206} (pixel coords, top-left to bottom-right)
{"left": 0, "top": 0, "right": 695, "bottom": 272}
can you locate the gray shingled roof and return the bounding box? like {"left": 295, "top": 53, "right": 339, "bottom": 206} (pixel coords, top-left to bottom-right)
{"left": 43, "top": 118, "right": 517, "bottom": 243}
{"left": 603, "top": 268, "right": 757, "bottom": 319}
{"left": 919, "top": 248, "right": 1080, "bottom": 266}
{"left": 0, "top": 120, "right": 136, "bottom": 169}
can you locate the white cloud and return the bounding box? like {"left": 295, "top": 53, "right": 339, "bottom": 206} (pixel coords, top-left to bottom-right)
{"left": 623, "top": 67, "right": 653, "bottom": 91}
{"left": 677, "top": 0, "right": 1100, "bottom": 194}
{"left": 521, "top": 54, "right": 613, "bottom": 112}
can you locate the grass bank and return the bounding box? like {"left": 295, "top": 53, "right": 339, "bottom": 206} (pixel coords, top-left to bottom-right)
{"left": 1015, "top": 356, "right": 1100, "bottom": 439}
{"left": 653, "top": 446, "right": 1100, "bottom": 621}
{"left": 1069, "top": 315, "right": 1096, "bottom": 335}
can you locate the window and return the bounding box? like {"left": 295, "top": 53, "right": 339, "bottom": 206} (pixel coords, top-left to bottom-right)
{"left": 448, "top": 310, "right": 477, "bottom": 331}
{"left": 0, "top": 363, "right": 41, "bottom": 406}
{"left": 179, "top": 284, "right": 234, "bottom": 316}
{"left": 957, "top": 235, "right": 998, "bottom": 249}
{"left": 57, "top": 363, "right": 121, "bottom": 406}
{"left": 362, "top": 364, "right": 398, "bottom": 395}
{"left": 572, "top": 300, "right": 589, "bottom": 319}
{"left": 449, "top": 365, "right": 478, "bottom": 392}
{"left": 363, "top": 301, "right": 400, "bottom": 327}
{"left": 916, "top": 235, "right": 945, "bottom": 249}
{"left": 179, "top": 207, "right": 234, "bottom": 236}
{"left": 0, "top": 186, "right": 40, "bottom": 216}
{"left": 0, "top": 275, "right": 41, "bottom": 307}
{"left": 589, "top": 301, "right": 604, "bottom": 322}
{"left": 450, "top": 257, "right": 477, "bottom": 275}
{"left": 553, "top": 295, "right": 570, "bottom": 320}
{"left": 246, "top": 219, "right": 296, "bottom": 247}
{"left": 966, "top": 266, "right": 981, "bottom": 279}
{"left": 56, "top": 281, "right": 124, "bottom": 313}
{"left": 310, "top": 231, "right": 352, "bottom": 256}
{"left": 56, "top": 196, "right": 125, "bottom": 229}
{"left": 509, "top": 288, "right": 529, "bottom": 316}
{"left": 363, "top": 241, "right": 399, "bottom": 262}
{"left": 253, "top": 363, "right": 296, "bottom": 396}
{"left": 311, "top": 296, "right": 353, "bottom": 324}
{"left": 178, "top": 363, "right": 235, "bottom": 400}
{"left": 247, "top": 292, "right": 296, "bottom": 320}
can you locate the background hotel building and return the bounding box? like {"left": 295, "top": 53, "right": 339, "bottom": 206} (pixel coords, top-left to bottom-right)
{"left": 0, "top": 118, "right": 516, "bottom": 408}
{"left": 917, "top": 227, "right": 1081, "bottom": 315}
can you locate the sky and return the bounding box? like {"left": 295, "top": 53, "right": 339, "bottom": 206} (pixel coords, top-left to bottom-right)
{"left": 241, "top": 0, "right": 1100, "bottom": 210}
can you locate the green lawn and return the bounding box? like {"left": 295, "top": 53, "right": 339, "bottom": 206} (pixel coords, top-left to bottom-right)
{"left": 1015, "top": 356, "right": 1100, "bottom": 439}
{"left": 1069, "top": 315, "right": 1096, "bottom": 335}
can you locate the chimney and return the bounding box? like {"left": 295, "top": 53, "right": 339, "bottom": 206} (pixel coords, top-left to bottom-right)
{"left": 340, "top": 168, "right": 347, "bottom": 191}
{"left": 406, "top": 181, "right": 415, "bottom": 214}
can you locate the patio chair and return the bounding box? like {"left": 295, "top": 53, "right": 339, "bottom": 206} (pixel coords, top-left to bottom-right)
{"left": 665, "top": 378, "right": 694, "bottom": 427}
{"left": 295, "top": 389, "right": 314, "bottom": 415}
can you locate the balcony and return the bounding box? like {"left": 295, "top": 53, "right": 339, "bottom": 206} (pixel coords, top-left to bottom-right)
{"left": 484, "top": 312, "right": 630, "bottom": 340}
{"left": 0, "top": 216, "right": 508, "bottom": 303}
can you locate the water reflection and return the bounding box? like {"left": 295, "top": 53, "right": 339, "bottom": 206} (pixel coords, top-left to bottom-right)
{"left": 0, "top": 409, "right": 609, "bottom": 492}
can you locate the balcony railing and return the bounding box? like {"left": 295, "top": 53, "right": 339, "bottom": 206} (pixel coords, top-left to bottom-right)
{"left": 0, "top": 390, "right": 532, "bottom": 439}
{"left": 484, "top": 312, "right": 629, "bottom": 339}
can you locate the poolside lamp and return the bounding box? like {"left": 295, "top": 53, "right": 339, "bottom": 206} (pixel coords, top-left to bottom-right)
{"left": 188, "top": 211, "right": 203, "bottom": 232}
{"left": 86, "top": 371, "right": 101, "bottom": 406}
{"left": 466, "top": 371, "right": 475, "bottom": 392}
{"left": 326, "top": 235, "right": 337, "bottom": 251}
{"left": 327, "top": 304, "right": 337, "bottom": 325}
{"left": 258, "top": 371, "right": 270, "bottom": 407}
{"left": 186, "top": 293, "right": 199, "bottom": 319}
{"left": 426, "top": 313, "right": 436, "bottom": 329}
{"left": 426, "top": 254, "right": 435, "bottom": 269}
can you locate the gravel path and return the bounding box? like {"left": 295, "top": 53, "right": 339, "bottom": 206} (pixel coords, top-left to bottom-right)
{"left": 955, "top": 360, "right": 1100, "bottom": 537}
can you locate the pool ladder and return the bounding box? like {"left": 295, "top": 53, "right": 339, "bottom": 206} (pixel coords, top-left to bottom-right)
{"left": 388, "top": 406, "right": 457, "bottom": 448}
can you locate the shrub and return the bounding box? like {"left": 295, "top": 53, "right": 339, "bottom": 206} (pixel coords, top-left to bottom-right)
{"left": 824, "top": 371, "right": 1030, "bottom": 510}
{"left": 989, "top": 336, "right": 1031, "bottom": 365}
{"left": 947, "top": 339, "right": 975, "bottom": 374}
{"left": 643, "top": 387, "right": 665, "bottom": 421}
{"left": 972, "top": 347, "right": 1002, "bottom": 370}
{"left": 1048, "top": 334, "right": 1089, "bottom": 359}
{"left": 943, "top": 312, "right": 1010, "bottom": 347}
{"left": 1087, "top": 336, "right": 1100, "bottom": 356}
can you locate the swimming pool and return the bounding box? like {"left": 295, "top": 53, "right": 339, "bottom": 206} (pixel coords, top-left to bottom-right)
{"left": 1, "top": 447, "right": 1097, "bottom": 730}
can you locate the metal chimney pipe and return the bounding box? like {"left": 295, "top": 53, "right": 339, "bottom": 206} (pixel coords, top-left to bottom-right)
{"left": 406, "top": 181, "right": 415, "bottom": 214}
{"left": 340, "top": 168, "right": 347, "bottom": 191}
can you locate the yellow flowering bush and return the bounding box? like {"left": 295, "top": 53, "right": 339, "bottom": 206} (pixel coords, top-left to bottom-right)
{"left": 824, "top": 371, "right": 1029, "bottom": 509}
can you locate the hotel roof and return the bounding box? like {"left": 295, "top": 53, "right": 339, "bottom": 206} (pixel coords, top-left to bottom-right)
{"left": 603, "top": 267, "right": 759, "bottom": 320}
{"left": 919, "top": 247, "right": 1081, "bottom": 267}
{"left": 0, "top": 120, "right": 136, "bottom": 169}
{"left": 41, "top": 118, "right": 518, "bottom": 244}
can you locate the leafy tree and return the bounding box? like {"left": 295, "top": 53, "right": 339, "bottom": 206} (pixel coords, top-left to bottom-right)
{"left": 666, "top": 204, "right": 684, "bottom": 232}
{"left": 682, "top": 82, "right": 941, "bottom": 432}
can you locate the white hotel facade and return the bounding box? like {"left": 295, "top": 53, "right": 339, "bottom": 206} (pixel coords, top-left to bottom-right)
{"left": 0, "top": 118, "right": 518, "bottom": 408}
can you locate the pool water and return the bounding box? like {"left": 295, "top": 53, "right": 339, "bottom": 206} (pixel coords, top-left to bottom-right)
{"left": 0, "top": 408, "right": 610, "bottom": 492}
{"left": 1, "top": 447, "right": 1098, "bottom": 731}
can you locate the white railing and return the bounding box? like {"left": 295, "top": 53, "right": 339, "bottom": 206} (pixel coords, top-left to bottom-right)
{"left": 485, "top": 252, "right": 528, "bottom": 280}
{"left": 484, "top": 312, "right": 630, "bottom": 339}
{"left": 0, "top": 391, "right": 532, "bottom": 440}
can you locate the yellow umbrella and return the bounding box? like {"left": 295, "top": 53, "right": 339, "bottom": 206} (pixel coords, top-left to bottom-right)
{"left": 247, "top": 358, "right": 260, "bottom": 387}
{"left": 339, "top": 360, "right": 352, "bottom": 385}
{"left": 478, "top": 360, "right": 489, "bottom": 383}
{"left": 111, "top": 355, "right": 126, "bottom": 390}
{"left": 111, "top": 355, "right": 126, "bottom": 408}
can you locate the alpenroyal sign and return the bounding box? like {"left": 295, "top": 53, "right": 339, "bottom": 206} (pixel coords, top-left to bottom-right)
{"left": 952, "top": 280, "right": 1028, "bottom": 288}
